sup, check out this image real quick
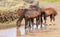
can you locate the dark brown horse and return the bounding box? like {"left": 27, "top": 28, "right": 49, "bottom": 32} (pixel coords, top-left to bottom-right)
{"left": 42, "top": 8, "right": 57, "bottom": 25}
{"left": 16, "top": 5, "right": 43, "bottom": 29}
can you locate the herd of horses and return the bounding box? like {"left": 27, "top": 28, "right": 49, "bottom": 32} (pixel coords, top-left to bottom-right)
{"left": 16, "top": 5, "right": 57, "bottom": 30}
{"left": 0, "top": 4, "right": 57, "bottom": 30}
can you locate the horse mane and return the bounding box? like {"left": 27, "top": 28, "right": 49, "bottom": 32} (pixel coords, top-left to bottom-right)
{"left": 19, "top": 9, "right": 28, "bottom": 17}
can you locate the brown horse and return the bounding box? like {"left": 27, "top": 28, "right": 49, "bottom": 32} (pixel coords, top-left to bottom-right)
{"left": 16, "top": 5, "right": 43, "bottom": 29}
{"left": 42, "top": 8, "right": 57, "bottom": 25}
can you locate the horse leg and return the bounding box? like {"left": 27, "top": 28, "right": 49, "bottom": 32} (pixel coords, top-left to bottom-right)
{"left": 43, "top": 14, "right": 47, "bottom": 29}
{"left": 31, "top": 18, "right": 37, "bottom": 32}
{"left": 29, "top": 18, "right": 31, "bottom": 29}
{"left": 49, "top": 14, "right": 53, "bottom": 25}
{"left": 36, "top": 16, "right": 42, "bottom": 29}
{"left": 16, "top": 16, "right": 23, "bottom": 29}
{"left": 41, "top": 16, "right": 43, "bottom": 29}
{"left": 41, "top": 12, "right": 47, "bottom": 29}
{"left": 25, "top": 18, "right": 29, "bottom": 29}
{"left": 52, "top": 15, "right": 55, "bottom": 25}
{"left": 36, "top": 16, "right": 39, "bottom": 29}
{"left": 31, "top": 18, "right": 35, "bottom": 29}
{"left": 25, "top": 18, "right": 30, "bottom": 34}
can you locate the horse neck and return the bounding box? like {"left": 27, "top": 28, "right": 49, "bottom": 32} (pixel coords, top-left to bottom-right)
{"left": 20, "top": 9, "right": 28, "bottom": 16}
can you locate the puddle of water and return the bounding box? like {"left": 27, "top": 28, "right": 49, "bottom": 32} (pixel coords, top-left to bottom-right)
{"left": 0, "top": 25, "right": 57, "bottom": 37}
{"left": 0, "top": 28, "right": 16, "bottom": 37}
{"left": 0, "top": 26, "right": 26, "bottom": 37}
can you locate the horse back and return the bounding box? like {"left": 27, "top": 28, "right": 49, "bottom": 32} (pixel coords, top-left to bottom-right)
{"left": 25, "top": 10, "right": 40, "bottom": 18}
{"left": 44, "top": 8, "right": 57, "bottom": 16}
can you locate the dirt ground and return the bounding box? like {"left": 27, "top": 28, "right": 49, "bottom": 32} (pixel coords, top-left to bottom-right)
{"left": 0, "top": 2, "right": 60, "bottom": 37}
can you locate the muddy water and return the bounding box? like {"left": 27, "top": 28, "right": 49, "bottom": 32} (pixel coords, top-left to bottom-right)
{"left": 0, "top": 28, "right": 16, "bottom": 37}
{"left": 0, "top": 25, "right": 59, "bottom": 37}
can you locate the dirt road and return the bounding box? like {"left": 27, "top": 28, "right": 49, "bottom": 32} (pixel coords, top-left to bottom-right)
{"left": 0, "top": 2, "right": 60, "bottom": 37}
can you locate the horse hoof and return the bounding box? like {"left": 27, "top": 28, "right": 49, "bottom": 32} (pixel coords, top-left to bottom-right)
{"left": 42, "top": 25, "right": 46, "bottom": 30}
{"left": 38, "top": 25, "right": 41, "bottom": 29}
{"left": 33, "top": 25, "right": 36, "bottom": 30}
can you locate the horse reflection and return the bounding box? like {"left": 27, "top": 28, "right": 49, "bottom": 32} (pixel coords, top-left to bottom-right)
{"left": 16, "top": 28, "right": 20, "bottom": 37}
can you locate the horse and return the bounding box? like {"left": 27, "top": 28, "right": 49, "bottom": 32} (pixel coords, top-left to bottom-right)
{"left": 28, "top": 5, "right": 45, "bottom": 29}
{"left": 16, "top": 5, "right": 43, "bottom": 29}
{"left": 42, "top": 8, "right": 57, "bottom": 25}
